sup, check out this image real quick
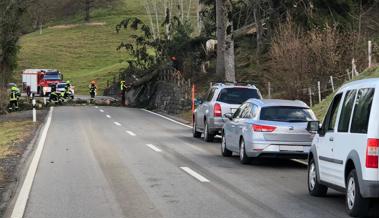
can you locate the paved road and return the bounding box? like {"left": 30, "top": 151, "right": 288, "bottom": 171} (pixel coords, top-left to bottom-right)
{"left": 18, "top": 106, "right": 377, "bottom": 218}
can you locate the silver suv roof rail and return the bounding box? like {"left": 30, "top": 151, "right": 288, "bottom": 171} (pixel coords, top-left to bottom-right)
{"left": 211, "top": 81, "right": 257, "bottom": 89}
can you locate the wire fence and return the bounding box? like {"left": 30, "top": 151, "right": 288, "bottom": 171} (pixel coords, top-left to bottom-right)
{"left": 267, "top": 40, "right": 379, "bottom": 107}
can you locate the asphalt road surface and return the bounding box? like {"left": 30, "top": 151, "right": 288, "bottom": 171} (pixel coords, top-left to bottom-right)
{"left": 16, "top": 106, "right": 378, "bottom": 218}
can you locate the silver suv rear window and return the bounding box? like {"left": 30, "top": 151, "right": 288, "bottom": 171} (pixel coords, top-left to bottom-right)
{"left": 217, "top": 88, "right": 260, "bottom": 104}
{"left": 260, "top": 107, "right": 314, "bottom": 122}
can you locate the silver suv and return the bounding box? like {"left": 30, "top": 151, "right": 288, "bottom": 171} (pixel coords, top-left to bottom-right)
{"left": 193, "top": 83, "right": 262, "bottom": 142}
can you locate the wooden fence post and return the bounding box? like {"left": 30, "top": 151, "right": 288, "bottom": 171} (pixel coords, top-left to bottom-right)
{"left": 267, "top": 82, "right": 271, "bottom": 99}
{"left": 309, "top": 88, "right": 313, "bottom": 107}
{"left": 192, "top": 84, "right": 196, "bottom": 115}
{"left": 330, "top": 76, "right": 335, "bottom": 92}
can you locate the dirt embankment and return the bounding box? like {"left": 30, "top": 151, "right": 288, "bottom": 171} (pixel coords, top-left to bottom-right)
{"left": 0, "top": 110, "right": 48, "bottom": 216}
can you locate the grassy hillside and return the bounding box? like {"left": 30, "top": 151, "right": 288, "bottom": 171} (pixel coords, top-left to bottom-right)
{"left": 312, "top": 66, "right": 379, "bottom": 120}
{"left": 17, "top": 0, "right": 145, "bottom": 94}
{"left": 18, "top": 0, "right": 199, "bottom": 94}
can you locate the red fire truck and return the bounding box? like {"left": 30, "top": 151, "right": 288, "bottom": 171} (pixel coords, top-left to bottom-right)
{"left": 22, "top": 69, "right": 63, "bottom": 96}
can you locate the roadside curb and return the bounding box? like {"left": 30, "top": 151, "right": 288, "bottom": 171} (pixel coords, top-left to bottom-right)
{"left": 2, "top": 108, "right": 51, "bottom": 218}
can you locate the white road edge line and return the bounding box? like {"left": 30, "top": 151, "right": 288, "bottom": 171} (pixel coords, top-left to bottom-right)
{"left": 126, "top": 131, "right": 136, "bottom": 136}
{"left": 106, "top": 115, "right": 111, "bottom": 118}
{"left": 114, "top": 122, "right": 121, "bottom": 126}
{"left": 292, "top": 159, "right": 308, "bottom": 166}
{"left": 11, "top": 107, "right": 54, "bottom": 218}
{"left": 141, "top": 109, "right": 192, "bottom": 129}
{"left": 99, "top": 109, "right": 104, "bottom": 113}
{"left": 146, "top": 144, "right": 162, "bottom": 152}
{"left": 180, "top": 167, "right": 210, "bottom": 183}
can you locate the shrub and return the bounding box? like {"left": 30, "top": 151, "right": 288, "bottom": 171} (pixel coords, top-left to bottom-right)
{"left": 268, "top": 18, "right": 367, "bottom": 100}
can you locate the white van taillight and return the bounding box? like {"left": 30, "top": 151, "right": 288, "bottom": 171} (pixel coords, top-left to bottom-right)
{"left": 252, "top": 124, "right": 277, "bottom": 132}
{"left": 214, "top": 103, "right": 222, "bottom": 117}
{"left": 366, "top": 138, "right": 379, "bottom": 168}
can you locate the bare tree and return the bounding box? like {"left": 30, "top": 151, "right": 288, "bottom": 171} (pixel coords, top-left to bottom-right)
{"left": 143, "top": 0, "right": 194, "bottom": 40}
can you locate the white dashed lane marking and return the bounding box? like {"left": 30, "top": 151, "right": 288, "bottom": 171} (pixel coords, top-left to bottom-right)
{"left": 126, "top": 131, "right": 136, "bottom": 136}
{"left": 180, "top": 167, "right": 210, "bottom": 183}
{"left": 292, "top": 159, "right": 308, "bottom": 166}
{"left": 106, "top": 115, "right": 111, "bottom": 118}
{"left": 146, "top": 144, "right": 162, "bottom": 152}
{"left": 99, "top": 109, "right": 104, "bottom": 113}
{"left": 114, "top": 122, "right": 121, "bottom": 126}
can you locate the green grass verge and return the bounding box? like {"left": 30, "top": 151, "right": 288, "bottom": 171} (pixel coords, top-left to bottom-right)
{"left": 0, "top": 120, "right": 34, "bottom": 156}
{"left": 312, "top": 66, "right": 379, "bottom": 120}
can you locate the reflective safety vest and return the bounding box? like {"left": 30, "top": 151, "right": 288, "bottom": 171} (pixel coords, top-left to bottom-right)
{"left": 120, "top": 81, "right": 126, "bottom": 91}
{"left": 10, "top": 92, "right": 17, "bottom": 101}
{"left": 90, "top": 85, "right": 96, "bottom": 91}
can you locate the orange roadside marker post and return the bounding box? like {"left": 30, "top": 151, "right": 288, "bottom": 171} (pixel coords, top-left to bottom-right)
{"left": 192, "top": 84, "right": 196, "bottom": 121}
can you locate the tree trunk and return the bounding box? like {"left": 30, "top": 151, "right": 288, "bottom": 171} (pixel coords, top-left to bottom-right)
{"left": 253, "top": 5, "right": 262, "bottom": 64}
{"left": 197, "top": 0, "right": 203, "bottom": 34}
{"left": 216, "top": 0, "right": 226, "bottom": 77}
{"left": 84, "top": 0, "right": 92, "bottom": 22}
{"left": 224, "top": 37, "right": 235, "bottom": 82}
{"left": 216, "top": 0, "right": 235, "bottom": 82}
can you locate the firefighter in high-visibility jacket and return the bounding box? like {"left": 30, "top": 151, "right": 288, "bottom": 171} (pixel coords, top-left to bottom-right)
{"left": 9, "top": 86, "right": 20, "bottom": 110}
{"left": 65, "top": 80, "right": 72, "bottom": 99}
{"left": 120, "top": 80, "right": 130, "bottom": 106}
{"left": 49, "top": 84, "right": 59, "bottom": 103}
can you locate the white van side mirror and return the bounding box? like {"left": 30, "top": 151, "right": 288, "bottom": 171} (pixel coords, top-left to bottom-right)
{"left": 307, "top": 121, "right": 320, "bottom": 133}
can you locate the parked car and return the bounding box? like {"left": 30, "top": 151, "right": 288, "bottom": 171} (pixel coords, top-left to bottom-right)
{"left": 306, "top": 79, "right": 379, "bottom": 217}
{"left": 221, "top": 99, "right": 316, "bottom": 164}
{"left": 193, "top": 83, "right": 262, "bottom": 142}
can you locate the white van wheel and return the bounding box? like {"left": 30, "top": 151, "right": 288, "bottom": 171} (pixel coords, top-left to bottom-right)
{"left": 345, "top": 170, "right": 369, "bottom": 217}
{"left": 307, "top": 158, "right": 327, "bottom": 196}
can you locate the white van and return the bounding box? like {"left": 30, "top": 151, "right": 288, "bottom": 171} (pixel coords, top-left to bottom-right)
{"left": 306, "top": 79, "right": 379, "bottom": 217}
